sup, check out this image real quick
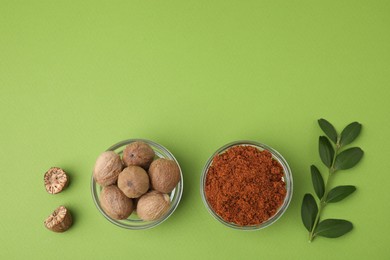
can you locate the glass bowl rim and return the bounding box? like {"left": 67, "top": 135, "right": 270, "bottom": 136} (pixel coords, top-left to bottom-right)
{"left": 200, "top": 140, "right": 293, "bottom": 231}
{"left": 91, "top": 138, "right": 184, "bottom": 230}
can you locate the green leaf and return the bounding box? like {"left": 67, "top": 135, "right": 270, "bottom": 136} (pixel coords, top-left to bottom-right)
{"left": 319, "top": 136, "right": 334, "bottom": 168}
{"left": 340, "top": 122, "right": 362, "bottom": 147}
{"left": 311, "top": 165, "right": 325, "bottom": 200}
{"left": 318, "top": 119, "right": 338, "bottom": 144}
{"left": 301, "top": 193, "right": 318, "bottom": 232}
{"left": 334, "top": 147, "right": 364, "bottom": 170}
{"left": 326, "top": 185, "right": 356, "bottom": 203}
{"left": 315, "top": 219, "right": 353, "bottom": 238}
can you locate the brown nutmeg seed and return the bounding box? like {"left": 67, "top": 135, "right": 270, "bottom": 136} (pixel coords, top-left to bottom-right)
{"left": 93, "top": 151, "right": 123, "bottom": 186}
{"left": 118, "top": 166, "right": 149, "bottom": 198}
{"left": 149, "top": 158, "right": 181, "bottom": 193}
{"left": 100, "top": 185, "right": 134, "bottom": 220}
{"left": 137, "top": 191, "right": 171, "bottom": 221}
{"left": 44, "top": 206, "right": 72, "bottom": 232}
{"left": 44, "top": 167, "right": 69, "bottom": 194}
{"left": 122, "top": 141, "right": 155, "bottom": 169}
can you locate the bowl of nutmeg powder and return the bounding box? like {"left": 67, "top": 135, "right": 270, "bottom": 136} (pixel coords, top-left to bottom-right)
{"left": 200, "top": 140, "right": 293, "bottom": 230}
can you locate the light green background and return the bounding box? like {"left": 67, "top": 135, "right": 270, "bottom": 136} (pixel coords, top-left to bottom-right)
{"left": 1, "top": 1, "right": 389, "bottom": 259}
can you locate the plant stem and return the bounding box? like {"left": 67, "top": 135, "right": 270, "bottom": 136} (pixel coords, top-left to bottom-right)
{"left": 308, "top": 143, "right": 340, "bottom": 242}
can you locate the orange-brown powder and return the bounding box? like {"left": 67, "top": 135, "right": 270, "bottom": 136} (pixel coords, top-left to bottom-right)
{"left": 205, "top": 145, "right": 286, "bottom": 226}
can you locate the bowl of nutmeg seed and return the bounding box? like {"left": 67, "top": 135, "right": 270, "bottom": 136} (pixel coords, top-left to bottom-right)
{"left": 91, "top": 139, "right": 183, "bottom": 229}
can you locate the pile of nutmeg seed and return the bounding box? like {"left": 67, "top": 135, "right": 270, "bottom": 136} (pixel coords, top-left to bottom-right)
{"left": 93, "top": 141, "right": 181, "bottom": 221}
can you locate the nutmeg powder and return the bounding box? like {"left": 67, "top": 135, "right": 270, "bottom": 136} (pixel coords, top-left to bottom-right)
{"left": 205, "top": 145, "right": 286, "bottom": 226}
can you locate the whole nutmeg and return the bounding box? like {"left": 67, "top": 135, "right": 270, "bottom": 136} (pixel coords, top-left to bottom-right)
{"left": 93, "top": 151, "right": 123, "bottom": 186}
{"left": 100, "top": 185, "right": 134, "bottom": 220}
{"left": 118, "top": 166, "right": 149, "bottom": 198}
{"left": 137, "top": 191, "right": 170, "bottom": 221}
{"left": 149, "top": 158, "right": 181, "bottom": 193}
{"left": 44, "top": 206, "right": 72, "bottom": 232}
{"left": 122, "top": 141, "right": 155, "bottom": 169}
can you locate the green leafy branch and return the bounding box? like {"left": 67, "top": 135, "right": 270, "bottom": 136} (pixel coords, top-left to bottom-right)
{"left": 301, "top": 119, "right": 364, "bottom": 242}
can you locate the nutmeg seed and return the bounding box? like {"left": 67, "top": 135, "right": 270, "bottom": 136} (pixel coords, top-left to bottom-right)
{"left": 118, "top": 166, "right": 150, "bottom": 198}
{"left": 148, "top": 158, "right": 181, "bottom": 193}
{"left": 122, "top": 141, "right": 155, "bottom": 169}
{"left": 137, "top": 191, "right": 170, "bottom": 221}
{"left": 100, "top": 185, "right": 134, "bottom": 220}
{"left": 44, "top": 167, "right": 69, "bottom": 194}
{"left": 44, "top": 206, "right": 73, "bottom": 232}
{"left": 93, "top": 151, "right": 123, "bottom": 186}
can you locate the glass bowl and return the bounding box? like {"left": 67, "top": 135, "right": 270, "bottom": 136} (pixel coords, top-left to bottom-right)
{"left": 200, "top": 140, "right": 293, "bottom": 230}
{"left": 91, "top": 139, "right": 183, "bottom": 230}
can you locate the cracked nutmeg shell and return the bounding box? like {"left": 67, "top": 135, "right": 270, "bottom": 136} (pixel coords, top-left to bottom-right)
{"left": 44, "top": 167, "right": 69, "bottom": 194}
{"left": 44, "top": 206, "right": 73, "bottom": 232}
